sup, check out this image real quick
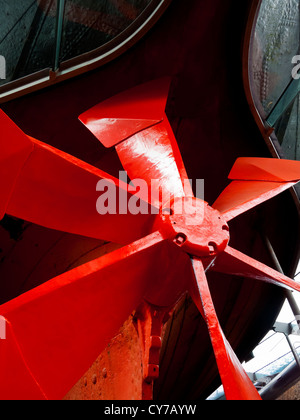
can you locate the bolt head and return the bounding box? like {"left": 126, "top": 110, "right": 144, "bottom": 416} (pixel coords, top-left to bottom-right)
{"left": 153, "top": 197, "right": 230, "bottom": 257}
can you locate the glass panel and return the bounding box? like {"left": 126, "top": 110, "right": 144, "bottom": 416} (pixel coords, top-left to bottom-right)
{"left": 266, "top": 78, "right": 300, "bottom": 128}
{"left": 274, "top": 92, "right": 300, "bottom": 160}
{"left": 250, "top": 0, "right": 300, "bottom": 161}
{"left": 251, "top": 0, "right": 300, "bottom": 115}
{"left": 0, "top": 0, "right": 155, "bottom": 88}
{"left": 0, "top": 0, "right": 57, "bottom": 86}
{"left": 59, "top": 0, "right": 152, "bottom": 63}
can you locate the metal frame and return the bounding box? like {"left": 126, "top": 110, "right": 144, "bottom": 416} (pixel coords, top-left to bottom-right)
{"left": 0, "top": 0, "right": 172, "bottom": 104}
{"left": 273, "top": 322, "right": 300, "bottom": 368}
{"left": 243, "top": 0, "right": 300, "bottom": 164}
{"left": 242, "top": 0, "right": 280, "bottom": 159}
{"left": 243, "top": 0, "right": 300, "bottom": 225}
{"left": 53, "top": 0, "right": 66, "bottom": 72}
{"left": 261, "top": 233, "right": 300, "bottom": 392}
{"left": 262, "top": 234, "right": 300, "bottom": 327}
{"left": 266, "top": 78, "right": 300, "bottom": 129}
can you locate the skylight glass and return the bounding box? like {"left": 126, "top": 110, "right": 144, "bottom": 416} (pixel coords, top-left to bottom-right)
{"left": 0, "top": 0, "right": 157, "bottom": 89}
{"left": 0, "top": 0, "right": 56, "bottom": 85}
{"left": 249, "top": 0, "right": 300, "bottom": 161}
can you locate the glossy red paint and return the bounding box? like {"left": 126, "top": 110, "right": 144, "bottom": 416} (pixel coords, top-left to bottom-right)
{"left": 229, "top": 157, "right": 300, "bottom": 182}
{"left": 213, "top": 157, "right": 300, "bottom": 222}
{"left": 79, "top": 78, "right": 171, "bottom": 148}
{"left": 80, "top": 78, "right": 193, "bottom": 206}
{"left": 153, "top": 197, "right": 230, "bottom": 257}
{"left": 213, "top": 180, "right": 296, "bottom": 222}
{"left": 0, "top": 112, "right": 155, "bottom": 245}
{"left": 0, "top": 232, "right": 185, "bottom": 400}
{"left": 189, "top": 258, "right": 262, "bottom": 401}
{"left": 1, "top": 79, "right": 300, "bottom": 400}
{"left": 115, "top": 119, "right": 194, "bottom": 206}
{"left": 212, "top": 246, "right": 300, "bottom": 293}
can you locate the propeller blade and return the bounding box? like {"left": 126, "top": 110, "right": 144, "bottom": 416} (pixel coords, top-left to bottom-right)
{"left": 79, "top": 77, "right": 171, "bottom": 148}
{"left": 229, "top": 157, "right": 300, "bottom": 182}
{"left": 115, "top": 119, "right": 193, "bottom": 207}
{"left": 1, "top": 111, "right": 156, "bottom": 244}
{"left": 212, "top": 180, "right": 295, "bottom": 222}
{"left": 190, "top": 257, "right": 262, "bottom": 400}
{"left": 213, "top": 158, "right": 300, "bottom": 221}
{"left": 0, "top": 319, "right": 47, "bottom": 400}
{"left": 211, "top": 246, "right": 300, "bottom": 293}
{"left": 0, "top": 231, "right": 180, "bottom": 400}
{"left": 79, "top": 78, "right": 193, "bottom": 208}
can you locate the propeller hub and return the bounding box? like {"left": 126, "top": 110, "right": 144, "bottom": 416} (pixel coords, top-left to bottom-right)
{"left": 154, "top": 197, "right": 230, "bottom": 257}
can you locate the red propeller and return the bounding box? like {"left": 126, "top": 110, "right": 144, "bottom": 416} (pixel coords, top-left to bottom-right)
{"left": 79, "top": 77, "right": 193, "bottom": 207}
{"left": 0, "top": 111, "right": 155, "bottom": 245}
{"left": 0, "top": 78, "right": 300, "bottom": 400}
{"left": 212, "top": 157, "right": 299, "bottom": 221}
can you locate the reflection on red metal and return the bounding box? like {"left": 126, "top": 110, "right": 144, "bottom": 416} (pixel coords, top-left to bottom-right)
{"left": 1, "top": 79, "right": 300, "bottom": 400}
{"left": 0, "top": 111, "right": 155, "bottom": 245}
{"left": 212, "top": 157, "right": 300, "bottom": 222}
{"left": 79, "top": 78, "right": 170, "bottom": 148}
{"left": 80, "top": 78, "right": 193, "bottom": 205}
{"left": 190, "top": 258, "right": 262, "bottom": 401}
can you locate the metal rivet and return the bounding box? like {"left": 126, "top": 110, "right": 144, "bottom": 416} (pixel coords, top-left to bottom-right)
{"left": 174, "top": 233, "right": 187, "bottom": 246}
{"left": 208, "top": 242, "right": 217, "bottom": 254}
